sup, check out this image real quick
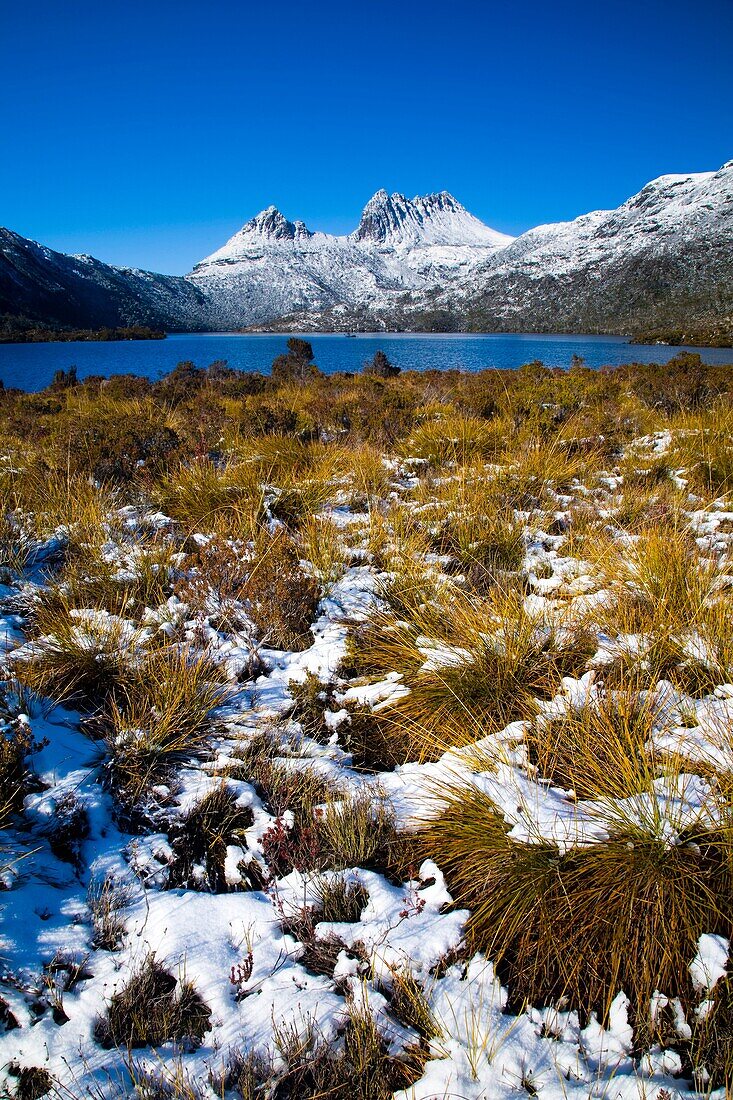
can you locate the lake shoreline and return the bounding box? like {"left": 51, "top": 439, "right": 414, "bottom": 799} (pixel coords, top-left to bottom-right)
{"left": 1, "top": 330, "right": 732, "bottom": 394}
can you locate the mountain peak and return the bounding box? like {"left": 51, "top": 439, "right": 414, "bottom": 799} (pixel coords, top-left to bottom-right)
{"left": 363, "top": 189, "right": 390, "bottom": 209}
{"left": 244, "top": 207, "right": 312, "bottom": 241}
{"left": 352, "top": 189, "right": 510, "bottom": 248}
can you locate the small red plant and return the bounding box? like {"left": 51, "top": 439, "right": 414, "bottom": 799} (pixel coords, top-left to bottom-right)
{"left": 260, "top": 817, "right": 322, "bottom": 878}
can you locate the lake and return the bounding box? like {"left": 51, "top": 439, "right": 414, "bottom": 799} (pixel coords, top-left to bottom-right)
{"left": 0, "top": 332, "right": 731, "bottom": 392}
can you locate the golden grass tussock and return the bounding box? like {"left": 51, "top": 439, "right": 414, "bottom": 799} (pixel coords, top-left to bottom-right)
{"left": 671, "top": 404, "right": 733, "bottom": 496}
{"left": 414, "top": 782, "right": 732, "bottom": 1036}
{"left": 295, "top": 514, "right": 347, "bottom": 587}
{"left": 315, "top": 789, "right": 397, "bottom": 871}
{"left": 352, "top": 588, "right": 593, "bottom": 760}
{"left": 494, "top": 433, "right": 600, "bottom": 507}
{"left": 1, "top": 464, "right": 119, "bottom": 548}
{"left": 12, "top": 597, "right": 142, "bottom": 705}
{"left": 155, "top": 457, "right": 265, "bottom": 536}
{"left": 526, "top": 686, "right": 661, "bottom": 800}
{"left": 606, "top": 521, "right": 722, "bottom": 625}
{"left": 105, "top": 647, "right": 230, "bottom": 800}
{"left": 401, "top": 413, "right": 507, "bottom": 465}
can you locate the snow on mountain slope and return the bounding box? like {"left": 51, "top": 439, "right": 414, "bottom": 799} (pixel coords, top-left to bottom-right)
{"left": 442, "top": 161, "right": 733, "bottom": 333}
{"left": 0, "top": 228, "right": 205, "bottom": 331}
{"left": 187, "top": 166, "right": 733, "bottom": 331}
{"left": 3, "top": 164, "right": 730, "bottom": 335}
{"left": 482, "top": 164, "right": 733, "bottom": 277}
{"left": 351, "top": 190, "right": 512, "bottom": 249}
{"left": 187, "top": 190, "right": 514, "bottom": 327}
{"left": 252, "top": 163, "right": 733, "bottom": 334}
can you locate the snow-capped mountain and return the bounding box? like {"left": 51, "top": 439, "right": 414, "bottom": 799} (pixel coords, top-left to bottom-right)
{"left": 187, "top": 190, "right": 514, "bottom": 327}
{"left": 2, "top": 164, "right": 731, "bottom": 336}
{"left": 351, "top": 190, "right": 511, "bottom": 248}
{"left": 188, "top": 167, "right": 733, "bottom": 333}
{"left": 450, "top": 161, "right": 733, "bottom": 334}
{"left": 0, "top": 228, "right": 205, "bottom": 331}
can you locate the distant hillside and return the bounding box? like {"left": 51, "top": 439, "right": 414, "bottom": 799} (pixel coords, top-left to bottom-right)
{"left": 0, "top": 229, "right": 205, "bottom": 331}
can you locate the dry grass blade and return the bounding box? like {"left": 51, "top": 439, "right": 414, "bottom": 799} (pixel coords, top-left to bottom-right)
{"left": 12, "top": 598, "right": 141, "bottom": 705}
{"left": 527, "top": 687, "right": 660, "bottom": 800}
{"left": 355, "top": 588, "right": 592, "bottom": 760}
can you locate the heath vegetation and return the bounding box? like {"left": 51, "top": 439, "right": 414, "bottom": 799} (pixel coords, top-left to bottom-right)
{"left": 2, "top": 347, "right": 733, "bottom": 1098}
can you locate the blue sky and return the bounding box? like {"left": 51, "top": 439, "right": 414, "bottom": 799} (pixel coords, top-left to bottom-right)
{"left": 2, "top": 0, "right": 731, "bottom": 274}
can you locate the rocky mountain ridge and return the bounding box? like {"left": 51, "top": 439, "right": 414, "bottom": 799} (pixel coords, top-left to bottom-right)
{"left": 2, "top": 163, "right": 731, "bottom": 336}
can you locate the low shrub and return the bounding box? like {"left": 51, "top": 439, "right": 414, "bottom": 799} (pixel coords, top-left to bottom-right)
{"left": 168, "top": 785, "right": 256, "bottom": 892}
{"left": 95, "top": 955, "right": 211, "bottom": 1049}
{"left": 245, "top": 531, "right": 320, "bottom": 650}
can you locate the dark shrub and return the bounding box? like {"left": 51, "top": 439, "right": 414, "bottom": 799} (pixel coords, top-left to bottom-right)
{"left": 271, "top": 339, "right": 323, "bottom": 385}
{"left": 363, "top": 350, "right": 400, "bottom": 378}
{"left": 95, "top": 955, "right": 211, "bottom": 1049}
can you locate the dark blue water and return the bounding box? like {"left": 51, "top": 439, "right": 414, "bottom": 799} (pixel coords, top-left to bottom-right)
{"left": 0, "top": 332, "right": 730, "bottom": 392}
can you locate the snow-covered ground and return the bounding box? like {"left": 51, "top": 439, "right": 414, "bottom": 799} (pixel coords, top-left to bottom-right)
{"left": 1, "top": 426, "right": 732, "bottom": 1099}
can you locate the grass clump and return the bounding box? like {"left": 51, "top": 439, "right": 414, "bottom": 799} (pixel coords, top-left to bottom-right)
{"left": 526, "top": 689, "right": 658, "bottom": 800}
{"left": 403, "top": 414, "right": 503, "bottom": 465}
{"left": 87, "top": 872, "right": 133, "bottom": 950}
{"left": 95, "top": 954, "right": 211, "bottom": 1049}
{"left": 383, "top": 969, "right": 440, "bottom": 1042}
{"left": 155, "top": 457, "right": 263, "bottom": 535}
{"left": 5, "top": 1064, "right": 53, "bottom": 1100}
{"left": 429, "top": 502, "right": 525, "bottom": 591}
{"left": 1, "top": 465, "right": 118, "bottom": 548}
{"left": 216, "top": 1049, "right": 273, "bottom": 1100}
{"left": 594, "top": 523, "right": 733, "bottom": 692}
{"left": 168, "top": 784, "right": 256, "bottom": 892}
{"left": 12, "top": 601, "right": 140, "bottom": 705}
{"left": 603, "top": 522, "right": 720, "bottom": 628}
{"left": 415, "top": 783, "right": 731, "bottom": 1037}
{"left": 316, "top": 790, "right": 398, "bottom": 872}
{"left": 105, "top": 648, "right": 229, "bottom": 803}
{"left": 494, "top": 435, "right": 594, "bottom": 508}
{"left": 312, "top": 872, "right": 369, "bottom": 923}
{"left": 356, "top": 589, "right": 593, "bottom": 759}
{"left": 690, "top": 972, "right": 733, "bottom": 1091}
{"left": 672, "top": 406, "right": 733, "bottom": 495}
{"left": 258, "top": 779, "right": 397, "bottom": 878}
{"left": 271, "top": 1000, "right": 422, "bottom": 1100}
